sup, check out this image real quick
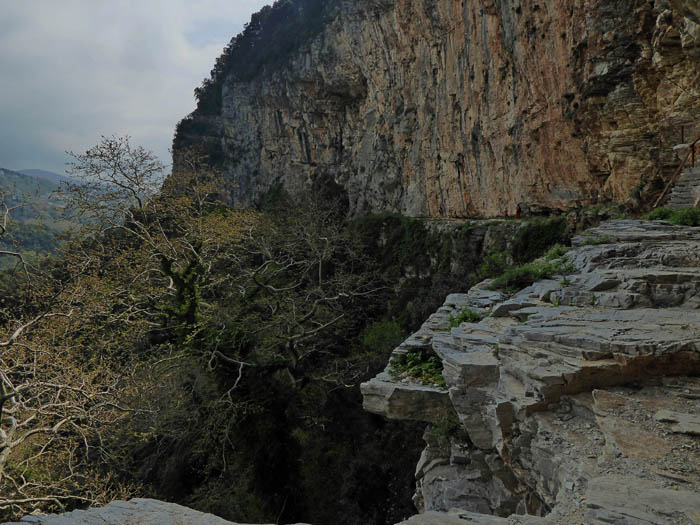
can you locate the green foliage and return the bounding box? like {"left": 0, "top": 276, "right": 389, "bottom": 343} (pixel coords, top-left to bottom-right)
{"left": 642, "top": 207, "right": 675, "bottom": 221}
{"left": 578, "top": 235, "right": 614, "bottom": 246}
{"left": 361, "top": 321, "right": 405, "bottom": 354}
{"left": 389, "top": 351, "right": 446, "bottom": 389}
{"left": 158, "top": 251, "right": 206, "bottom": 334}
{"left": 643, "top": 207, "right": 700, "bottom": 226}
{"left": 189, "top": 0, "right": 339, "bottom": 117}
{"left": 425, "top": 412, "right": 469, "bottom": 450}
{"left": 449, "top": 308, "right": 486, "bottom": 328}
{"left": 479, "top": 249, "right": 509, "bottom": 278}
{"left": 352, "top": 213, "right": 436, "bottom": 273}
{"left": 671, "top": 208, "right": 700, "bottom": 226}
{"left": 544, "top": 243, "right": 569, "bottom": 259}
{"left": 489, "top": 258, "right": 574, "bottom": 292}
{"left": 0, "top": 168, "right": 82, "bottom": 261}
{"left": 483, "top": 221, "right": 572, "bottom": 293}
{"left": 511, "top": 217, "right": 570, "bottom": 262}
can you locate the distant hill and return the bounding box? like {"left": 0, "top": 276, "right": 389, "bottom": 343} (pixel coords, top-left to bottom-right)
{"left": 19, "top": 168, "right": 74, "bottom": 185}
{"left": 1, "top": 167, "right": 58, "bottom": 198}
{"left": 0, "top": 167, "right": 78, "bottom": 265}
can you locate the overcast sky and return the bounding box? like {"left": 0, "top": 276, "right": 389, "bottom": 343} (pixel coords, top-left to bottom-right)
{"left": 0, "top": 0, "right": 270, "bottom": 175}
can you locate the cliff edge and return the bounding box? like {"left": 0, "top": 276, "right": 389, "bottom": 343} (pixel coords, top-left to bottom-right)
{"left": 361, "top": 219, "right": 700, "bottom": 523}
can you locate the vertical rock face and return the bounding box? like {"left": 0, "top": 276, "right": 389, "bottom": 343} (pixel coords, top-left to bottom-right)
{"left": 177, "top": 0, "right": 700, "bottom": 217}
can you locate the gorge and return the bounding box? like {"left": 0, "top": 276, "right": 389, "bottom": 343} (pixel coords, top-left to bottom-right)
{"left": 4, "top": 1, "right": 700, "bottom": 524}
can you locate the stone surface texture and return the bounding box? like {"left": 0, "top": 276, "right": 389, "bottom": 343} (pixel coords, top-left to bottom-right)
{"left": 176, "top": 0, "right": 700, "bottom": 217}
{"left": 668, "top": 165, "right": 700, "bottom": 209}
{"left": 361, "top": 220, "right": 700, "bottom": 524}
{"left": 6, "top": 499, "right": 307, "bottom": 525}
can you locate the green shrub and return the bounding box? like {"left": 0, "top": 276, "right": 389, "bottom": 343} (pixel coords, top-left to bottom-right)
{"left": 668, "top": 208, "right": 700, "bottom": 226}
{"left": 544, "top": 243, "right": 568, "bottom": 259}
{"left": 449, "top": 308, "right": 486, "bottom": 328}
{"left": 511, "top": 217, "right": 570, "bottom": 263}
{"left": 361, "top": 321, "right": 405, "bottom": 354}
{"left": 578, "top": 235, "right": 613, "bottom": 246}
{"left": 643, "top": 207, "right": 700, "bottom": 226}
{"left": 642, "top": 208, "right": 675, "bottom": 221}
{"left": 389, "top": 351, "right": 446, "bottom": 389}
{"left": 426, "top": 412, "right": 469, "bottom": 449}
{"left": 489, "top": 258, "right": 574, "bottom": 292}
{"left": 479, "top": 249, "right": 509, "bottom": 278}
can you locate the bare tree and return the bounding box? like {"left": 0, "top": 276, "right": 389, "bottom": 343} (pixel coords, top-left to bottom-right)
{"left": 198, "top": 195, "right": 381, "bottom": 390}
{"left": 0, "top": 202, "right": 136, "bottom": 519}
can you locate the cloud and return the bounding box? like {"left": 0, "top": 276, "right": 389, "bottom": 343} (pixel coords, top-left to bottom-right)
{"left": 0, "top": 0, "right": 270, "bottom": 175}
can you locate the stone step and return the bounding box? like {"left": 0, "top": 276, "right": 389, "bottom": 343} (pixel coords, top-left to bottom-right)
{"left": 668, "top": 195, "right": 695, "bottom": 201}
{"left": 668, "top": 192, "right": 694, "bottom": 198}
{"left": 668, "top": 197, "right": 694, "bottom": 203}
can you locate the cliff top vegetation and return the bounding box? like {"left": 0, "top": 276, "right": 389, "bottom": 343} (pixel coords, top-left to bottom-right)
{"left": 192, "top": 0, "right": 337, "bottom": 116}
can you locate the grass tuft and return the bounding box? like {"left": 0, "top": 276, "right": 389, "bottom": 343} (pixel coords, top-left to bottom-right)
{"left": 389, "top": 351, "right": 446, "bottom": 389}
{"left": 643, "top": 207, "right": 700, "bottom": 226}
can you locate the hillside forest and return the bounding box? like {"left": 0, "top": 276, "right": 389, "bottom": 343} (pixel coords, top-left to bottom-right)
{"left": 2, "top": 136, "right": 548, "bottom": 525}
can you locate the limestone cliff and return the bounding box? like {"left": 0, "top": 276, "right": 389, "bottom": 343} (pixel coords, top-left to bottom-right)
{"left": 175, "top": 0, "right": 700, "bottom": 217}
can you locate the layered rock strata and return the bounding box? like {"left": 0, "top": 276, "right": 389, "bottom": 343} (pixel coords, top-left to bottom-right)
{"left": 361, "top": 220, "right": 700, "bottom": 524}
{"left": 177, "top": 0, "right": 700, "bottom": 217}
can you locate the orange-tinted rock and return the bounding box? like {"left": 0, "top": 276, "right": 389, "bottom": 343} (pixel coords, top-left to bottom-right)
{"left": 176, "top": 1, "right": 700, "bottom": 217}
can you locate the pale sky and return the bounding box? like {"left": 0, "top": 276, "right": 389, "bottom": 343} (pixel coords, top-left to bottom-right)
{"left": 0, "top": 0, "right": 270, "bottom": 175}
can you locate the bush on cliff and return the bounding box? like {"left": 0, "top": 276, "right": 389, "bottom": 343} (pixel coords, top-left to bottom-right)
{"left": 489, "top": 258, "right": 574, "bottom": 292}
{"left": 643, "top": 207, "right": 700, "bottom": 226}
{"left": 511, "top": 216, "right": 570, "bottom": 262}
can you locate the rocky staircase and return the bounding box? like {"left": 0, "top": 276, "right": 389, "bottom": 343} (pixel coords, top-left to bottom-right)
{"left": 667, "top": 164, "right": 700, "bottom": 209}
{"left": 657, "top": 125, "right": 700, "bottom": 210}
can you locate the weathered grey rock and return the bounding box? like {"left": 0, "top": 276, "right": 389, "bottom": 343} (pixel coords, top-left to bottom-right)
{"left": 653, "top": 409, "right": 700, "bottom": 435}
{"left": 7, "top": 499, "right": 310, "bottom": 525}
{"left": 361, "top": 374, "right": 452, "bottom": 422}
{"left": 362, "top": 221, "right": 700, "bottom": 524}
{"left": 397, "top": 509, "right": 548, "bottom": 524}
{"left": 584, "top": 476, "right": 700, "bottom": 524}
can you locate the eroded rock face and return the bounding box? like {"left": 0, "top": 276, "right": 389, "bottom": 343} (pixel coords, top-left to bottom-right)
{"left": 177, "top": 1, "right": 700, "bottom": 217}
{"left": 361, "top": 220, "right": 700, "bottom": 524}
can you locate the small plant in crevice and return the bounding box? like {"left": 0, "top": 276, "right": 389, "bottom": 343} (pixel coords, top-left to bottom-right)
{"left": 479, "top": 249, "right": 509, "bottom": 278}
{"left": 449, "top": 308, "right": 486, "bottom": 328}
{"left": 388, "top": 351, "right": 446, "bottom": 389}
{"left": 426, "top": 411, "right": 470, "bottom": 450}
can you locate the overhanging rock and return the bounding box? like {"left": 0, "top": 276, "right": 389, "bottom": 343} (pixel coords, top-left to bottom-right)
{"left": 362, "top": 220, "right": 700, "bottom": 524}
